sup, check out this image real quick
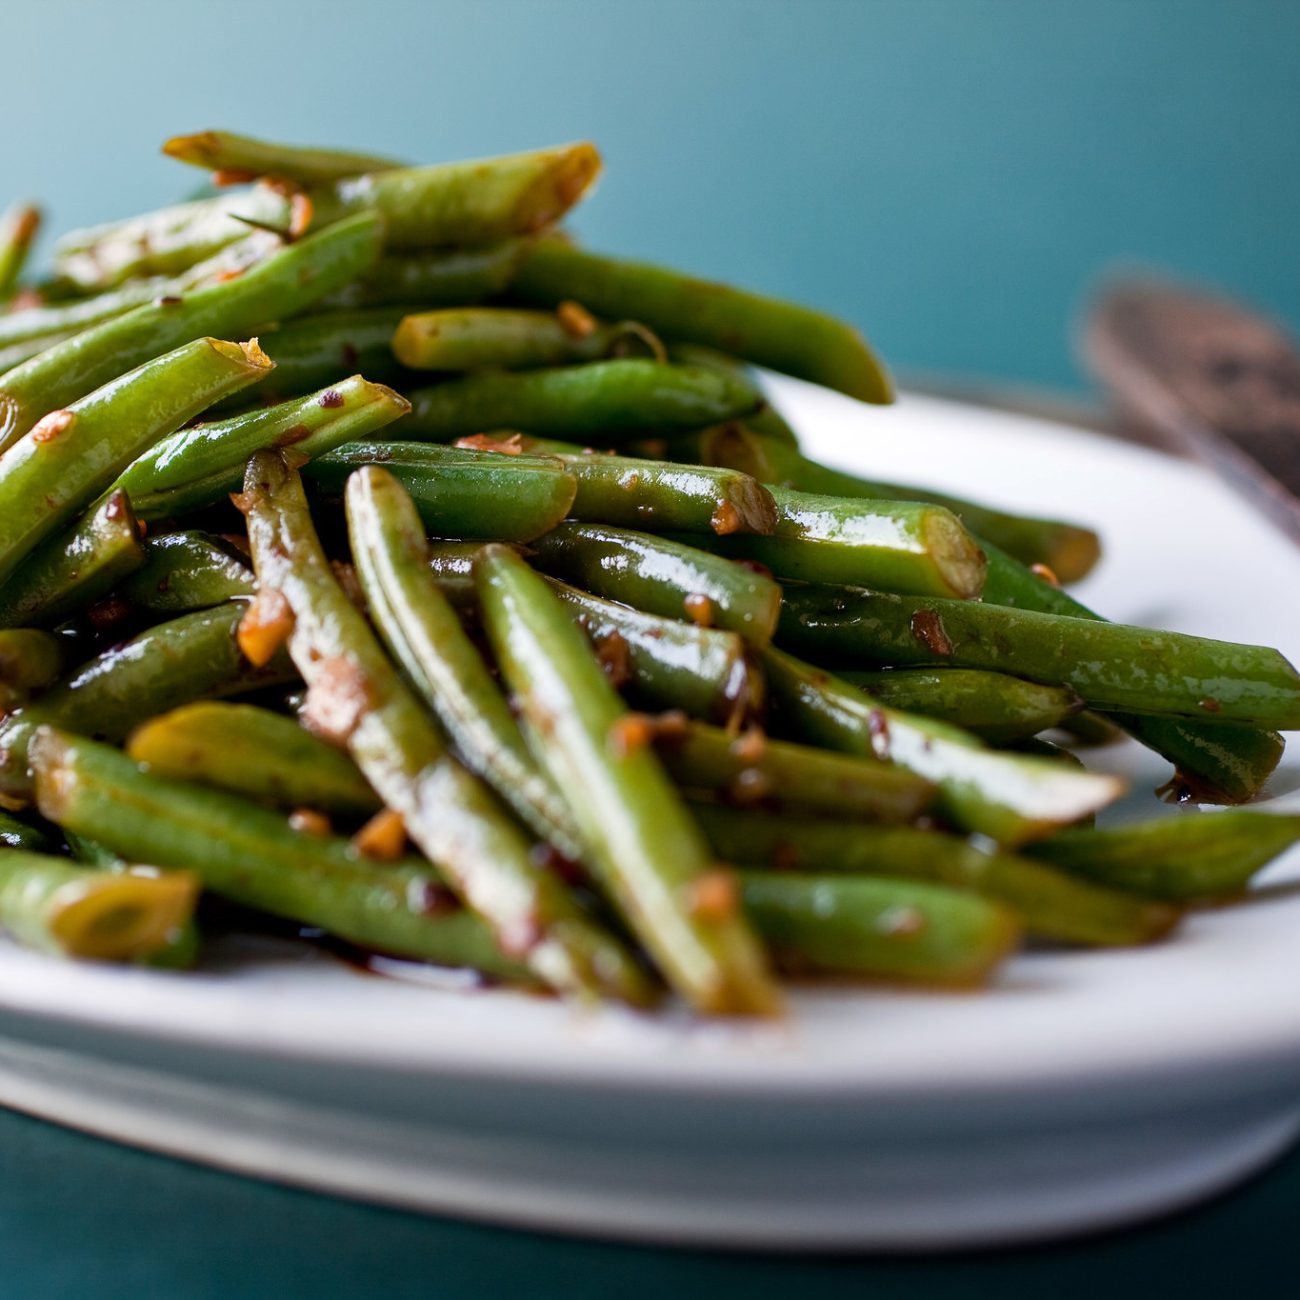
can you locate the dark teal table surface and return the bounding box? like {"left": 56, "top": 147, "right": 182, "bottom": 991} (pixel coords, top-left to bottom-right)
{"left": 1, "top": 1103, "right": 1295, "bottom": 1298}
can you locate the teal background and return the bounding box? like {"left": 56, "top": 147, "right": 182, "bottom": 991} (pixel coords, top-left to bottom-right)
{"left": 5, "top": 0, "right": 1300, "bottom": 392}
{"left": 4, "top": 1, "right": 1300, "bottom": 1294}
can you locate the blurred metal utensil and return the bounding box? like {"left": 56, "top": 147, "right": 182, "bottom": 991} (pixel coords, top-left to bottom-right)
{"left": 1084, "top": 277, "right": 1300, "bottom": 544}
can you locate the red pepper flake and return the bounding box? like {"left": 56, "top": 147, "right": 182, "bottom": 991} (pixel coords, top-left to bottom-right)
{"left": 154, "top": 295, "right": 183, "bottom": 307}
{"left": 530, "top": 842, "right": 586, "bottom": 887}
{"left": 1198, "top": 697, "right": 1222, "bottom": 714}
{"left": 351, "top": 808, "right": 407, "bottom": 861}
{"left": 212, "top": 167, "right": 259, "bottom": 187}
{"left": 214, "top": 268, "right": 245, "bottom": 284}
{"left": 289, "top": 808, "right": 332, "bottom": 837}
{"left": 867, "top": 709, "right": 891, "bottom": 760}
{"left": 909, "top": 609, "right": 953, "bottom": 657}
{"left": 711, "top": 500, "right": 743, "bottom": 535}
{"left": 683, "top": 593, "right": 714, "bottom": 627}
{"left": 318, "top": 389, "right": 344, "bottom": 409}
{"left": 729, "top": 725, "right": 767, "bottom": 764}
{"left": 102, "top": 490, "right": 129, "bottom": 523}
{"left": 1030, "top": 563, "right": 1061, "bottom": 587}
{"left": 732, "top": 558, "right": 774, "bottom": 579}
{"left": 454, "top": 432, "right": 525, "bottom": 455}
{"left": 594, "top": 630, "right": 631, "bottom": 688}
{"left": 237, "top": 587, "right": 294, "bottom": 667}
{"left": 406, "top": 878, "right": 457, "bottom": 916}
{"left": 275, "top": 422, "right": 313, "bottom": 447}
{"left": 685, "top": 868, "right": 740, "bottom": 921}
{"left": 289, "top": 192, "right": 314, "bottom": 239}
{"left": 556, "top": 299, "right": 598, "bottom": 338}
{"left": 608, "top": 713, "right": 654, "bottom": 757}
{"left": 30, "top": 409, "right": 75, "bottom": 443}
{"left": 301, "top": 655, "right": 374, "bottom": 746}
{"left": 647, "top": 709, "right": 690, "bottom": 741}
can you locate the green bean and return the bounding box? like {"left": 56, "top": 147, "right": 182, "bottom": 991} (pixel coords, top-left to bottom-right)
{"left": 1, "top": 213, "right": 383, "bottom": 449}
{"left": 0, "top": 491, "right": 144, "bottom": 629}
{"left": 127, "top": 701, "right": 380, "bottom": 815}
{"left": 310, "top": 142, "right": 602, "bottom": 249}
{"left": 392, "top": 307, "right": 660, "bottom": 371}
{"left": 209, "top": 309, "right": 409, "bottom": 411}
{"left": 653, "top": 721, "right": 933, "bottom": 823}
{"left": 30, "top": 729, "right": 527, "bottom": 981}
{"left": 305, "top": 442, "right": 577, "bottom": 542}
{"left": 122, "top": 533, "right": 255, "bottom": 612}
{"left": 519, "top": 437, "right": 777, "bottom": 535}
{"left": 477, "top": 543, "right": 779, "bottom": 1015}
{"left": 0, "top": 336, "right": 271, "bottom": 583}
{"left": 837, "top": 668, "right": 1082, "bottom": 745}
{"left": 243, "top": 450, "right": 652, "bottom": 1006}
{"left": 980, "top": 541, "right": 1284, "bottom": 803}
{"left": 510, "top": 238, "right": 892, "bottom": 404}
{"left": 0, "top": 604, "right": 293, "bottom": 798}
{"left": 319, "top": 242, "right": 530, "bottom": 310}
{"left": 547, "top": 579, "right": 765, "bottom": 725}
{"left": 162, "top": 129, "right": 402, "bottom": 184}
{"left": 346, "top": 466, "right": 582, "bottom": 855}
{"left": 426, "top": 540, "right": 507, "bottom": 609}
{"left": 528, "top": 523, "right": 782, "bottom": 643}
{"left": 763, "top": 647, "right": 1123, "bottom": 845}
{"left": 1028, "top": 811, "right": 1300, "bottom": 902}
{"left": 695, "top": 805, "right": 1178, "bottom": 947}
{"left": 685, "top": 487, "right": 988, "bottom": 599}
{"left": 1056, "top": 710, "right": 1125, "bottom": 747}
{"left": 0, "top": 629, "right": 63, "bottom": 708}
{"left": 0, "top": 809, "right": 57, "bottom": 853}
{"left": 402, "top": 360, "right": 762, "bottom": 442}
{"left": 0, "top": 204, "right": 41, "bottom": 300}
{"left": 0, "top": 846, "right": 198, "bottom": 963}
{"left": 662, "top": 346, "right": 800, "bottom": 446}
{"left": 777, "top": 582, "right": 1300, "bottom": 729}
{"left": 53, "top": 185, "right": 294, "bottom": 292}
{"left": 118, "top": 377, "right": 411, "bottom": 519}
{"left": 739, "top": 873, "right": 1016, "bottom": 984}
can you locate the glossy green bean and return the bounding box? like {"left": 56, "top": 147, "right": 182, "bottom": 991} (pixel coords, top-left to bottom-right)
{"left": 306, "top": 442, "right": 577, "bottom": 542}
{"left": 402, "top": 360, "right": 762, "bottom": 442}
{"left": 1, "top": 213, "right": 382, "bottom": 448}
{"left": 777, "top": 582, "right": 1300, "bottom": 729}
{"left": 0, "top": 629, "right": 63, "bottom": 708}
{"left": 510, "top": 238, "right": 892, "bottom": 403}
{"left": 243, "top": 450, "right": 651, "bottom": 1005}
{"left": 0, "top": 490, "right": 144, "bottom": 629}
{"left": 740, "top": 873, "right": 1016, "bottom": 984}
{"left": 0, "top": 204, "right": 41, "bottom": 300}
{"left": 122, "top": 533, "right": 255, "bottom": 612}
{"left": 319, "top": 242, "right": 530, "bottom": 310}
{"left": 696, "top": 804, "right": 1178, "bottom": 947}
{"left": 654, "top": 721, "right": 933, "bottom": 823}
{"left": 310, "top": 142, "right": 601, "bottom": 249}
{"left": 163, "top": 129, "right": 403, "bottom": 184}
{"left": 0, "top": 810, "right": 57, "bottom": 852}
{"left": 477, "top": 544, "right": 779, "bottom": 1015}
{"left": 763, "top": 647, "right": 1123, "bottom": 845}
{"left": 837, "top": 668, "right": 1082, "bottom": 745}
{"left": 119, "top": 376, "right": 411, "bottom": 519}
{"left": 346, "top": 467, "right": 581, "bottom": 854}
{"left": 1028, "top": 811, "right": 1300, "bottom": 901}
{"left": 0, "top": 604, "right": 292, "bottom": 798}
{"left": 128, "top": 701, "right": 380, "bottom": 815}
{"left": 528, "top": 522, "right": 782, "bottom": 643}
{"left": 30, "top": 729, "right": 527, "bottom": 981}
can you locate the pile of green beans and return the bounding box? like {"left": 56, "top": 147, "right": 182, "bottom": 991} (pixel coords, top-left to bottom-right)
{"left": 0, "top": 128, "right": 1296, "bottom": 1012}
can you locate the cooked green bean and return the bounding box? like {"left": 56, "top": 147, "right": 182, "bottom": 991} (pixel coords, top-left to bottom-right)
{"left": 510, "top": 238, "right": 892, "bottom": 404}
{"left": 478, "top": 543, "right": 779, "bottom": 1015}
{"left": 740, "top": 873, "right": 1016, "bottom": 984}
{"left": 529, "top": 522, "right": 782, "bottom": 643}
{"left": 777, "top": 582, "right": 1300, "bottom": 729}
{"left": 1, "top": 213, "right": 382, "bottom": 449}
{"left": 0, "top": 809, "right": 57, "bottom": 853}
{"left": 837, "top": 668, "right": 1082, "bottom": 745}
{"left": 0, "top": 491, "right": 144, "bottom": 629}
{"left": 0, "top": 604, "right": 292, "bottom": 799}
{"left": 763, "top": 647, "right": 1123, "bottom": 845}
{"left": 0, "top": 846, "right": 198, "bottom": 962}
{"left": 122, "top": 533, "right": 255, "bottom": 612}
{"left": 1028, "top": 811, "right": 1300, "bottom": 901}
{"left": 696, "top": 804, "right": 1178, "bottom": 947}
{"left": 118, "top": 376, "right": 411, "bottom": 519}
{"left": 653, "top": 721, "right": 933, "bottom": 823}
{"left": 392, "top": 307, "right": 660, "bottom": 371}
{"left": 163, "top": 129, "right": 403, "bottom": 184}
{"left": 0, "top": 629, "right": 64, "bottom": 708}
{"left": 347, "top": 466, "right": 582, "bottom": 854}
{"left": 128, "top": 701, "right": 380, "bottom": 815}
{"left": 0, "top": 337, "right": 271, "bottom": 583}
{"left": 306, "top": 442, "right": 577, "bottom": 542}
{"left": 243, "top": 450, "right": 652, "bottom": 1005}
{"left": 0, "top": 204, "right": 41, "bottom": 300}
{"left": 319, "top": 242, "right": 530, "bottom": 310}
{"left": 310, "top": 142, "right": 602, "bottom": 249}
{"left": 30, "top": 729, "right": 527, "bottom": 980}
{"left": 403, "top": 360, "right": 762, "bottom": 442}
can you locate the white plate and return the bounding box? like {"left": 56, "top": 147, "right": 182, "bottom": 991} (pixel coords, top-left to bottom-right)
{"left": 2, "top": 382, "right": 1299, "bottom": 1251}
